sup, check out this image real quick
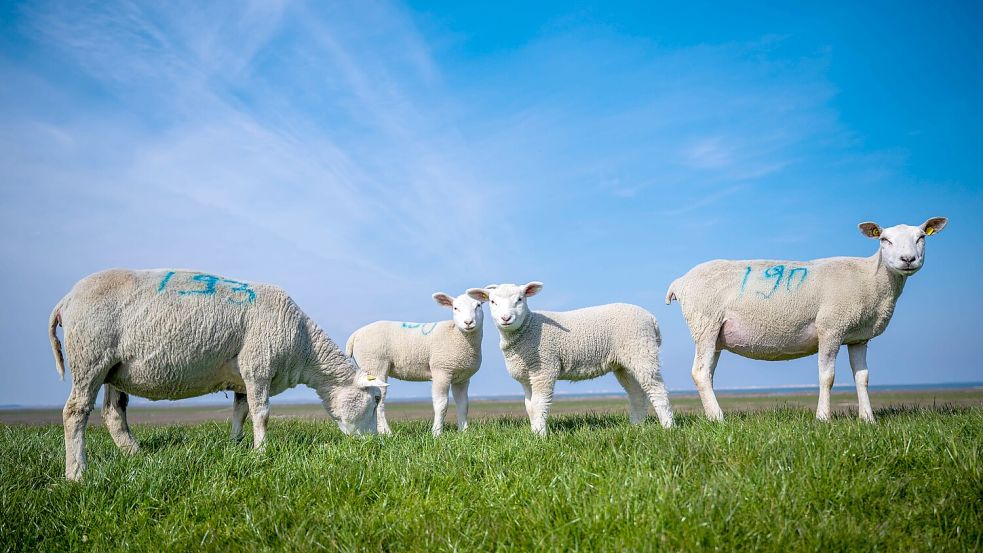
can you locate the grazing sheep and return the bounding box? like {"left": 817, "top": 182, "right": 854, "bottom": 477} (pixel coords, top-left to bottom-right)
{"left": 49, "top": 268, "right": 386, "bottom": 480}
{"left": 666, "top": 217, "right": 948, "bottom": 423}
{"left": 346, "top": 292, "right": 484, "bottom": 436}
{"left": 466, "top": 282, "right": 673, "bottom": 436}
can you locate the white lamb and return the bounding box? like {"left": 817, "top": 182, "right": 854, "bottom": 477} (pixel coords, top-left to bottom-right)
{"left": 49, "top": 268, "right": 386, "bottom": 480}
{"left": 466, "top": 282, "right": 674, "bottom": 436}
{"left": 666, "top": 217, "right": 948, "bottom": 423}
{"left": 346, "top": 292, "right": 484, "bottom": 436}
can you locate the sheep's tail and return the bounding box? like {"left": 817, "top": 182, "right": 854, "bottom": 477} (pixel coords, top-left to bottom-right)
{"left": 665, "top": 279, "right": 681, "bottom": 305}
{"left": 49, "top": 296, "right": 67, "bottom": 380}
{"left": 345, "top": 333, "right": 356, "bottom": 358}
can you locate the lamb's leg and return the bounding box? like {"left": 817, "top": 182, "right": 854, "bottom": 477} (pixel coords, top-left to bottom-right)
{"left": 376, "top": 379, "right": 393, "bottom": 436}
{"left": 102, "top": 384, "right": 139, "bottom": 454}
{"left": 629, "top": 366, "right": 674, "bottom": 429}
{"left": 528, "top": 378, "right": 556, "bottom": 437}
{"left": 816, "top": 339, "right": 840, "bottom": 421}
{"left": 691, "top": 341, "right": 724, "bottom": 421}
{"left": 230, "top": 392, "right": 249, "bottom": 442}
{"left": 520, "top": 380, "right": 533, "bottom": 420}
{"left": 431, "top": 376, "right": 451, "bottom": 437}
{"left": 451, "top": 380, "right": 470, "bottom": 431}
{"left": 848, "top": 342, "right": 875, "bottom": 423}
{"left": 613, "top": 369, "right": 649, "bottom": 424}
{"left": 63, "top": 379, "right": 102, "bottom": 480}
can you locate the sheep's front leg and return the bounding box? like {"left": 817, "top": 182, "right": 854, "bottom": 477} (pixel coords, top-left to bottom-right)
{"left": 230, "top": 392, "right": 250, "bottom": 442}
{"left": 452, "top": 380, "right": 470, "bottom": 431}
{"left": 848, "top": 342, "right": 875, "bottom": 423}
{"left": 520, "top": 380, "right": 533, "bottom": 420}
{"left": 528, "top": 379, "right": 556, "bottom": 437}
{"left": 816, "top": 339, "right": 840, "bottom": 421}
{"left": 243, "top": 381, "right": 271, "bottom": 448}
{"left": 376, "top": 380, "right": 393, "bottom": 436}
{"left": 103, "top": 384, "right": 139, "bottom": 454}
{"left": 430, "top": 375, "right": 451, "bottom": 437}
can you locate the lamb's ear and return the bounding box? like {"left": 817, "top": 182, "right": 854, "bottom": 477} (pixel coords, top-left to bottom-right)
{"left": 859, "top": 222, "right": 882, "bottom": 238}
{"left": 920, "top": 217, "right": 948, "bottom": 236}
{"left": 466, "top": 288, "right": 489, "bottom": 302}
{"left": 523, "top": 281, "right": 544, "bottom": 297}
{"left": 355, "top": 372, "right": 388, "bottom": 388}
{"left": 432, "top": 292, "right": 455, "bottom": 308}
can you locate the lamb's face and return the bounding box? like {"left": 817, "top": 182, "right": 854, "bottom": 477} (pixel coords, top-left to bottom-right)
{"left": 859, "top": 217, "right": 947, "bottom": 276}
{"left": 328, "top": 373, "right": 386, "bottom": 435}
{"left": 467, "top": 282, "right": 543, "bottom": 332}
{"left": 433, "top": 292, "right": 484, "bottom": 333}
{"left": 452, "top": 294, "right": 483, "bottom": 333}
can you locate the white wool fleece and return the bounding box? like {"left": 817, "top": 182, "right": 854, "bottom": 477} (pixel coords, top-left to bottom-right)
{"left": 666, "top": 217, "right": 948, "bottom": 423}
{"left": 346, "top": 292, "right": 484, "bottom": 436}
{"left": 468, "top": 282, "right": 674, "bottom": 436}
{"left": 49, "top": 268, "right": 385, "bottom": 480}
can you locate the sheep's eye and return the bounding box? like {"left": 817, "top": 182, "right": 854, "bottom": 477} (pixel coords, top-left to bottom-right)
{"left": 490, "top": 300, "right": 496, "bottom": 305}
{"left": 880, "top": 237, "right": 892, "bottom": 245}
{"left": 453, "top": 307, "right": 458, "bottom": 311}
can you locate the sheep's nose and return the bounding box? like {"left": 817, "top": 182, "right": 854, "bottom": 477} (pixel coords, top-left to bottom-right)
{"left": 501, "top": 314, "right": 513, "bottom": 323}
{"left": 901, "top": 255, "right": 915, "bottom": 263}
{"left": 464, "top": 320, "right": 474, "bottom": 326}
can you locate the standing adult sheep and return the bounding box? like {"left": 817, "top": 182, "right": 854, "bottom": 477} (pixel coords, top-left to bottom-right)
{"left": 467, "top": 282, "right": 674, "bottom": 436}
{"left": 346, "top": 292, "right": 484, "bottom": 436}
{"left": 666, "top": 217, "right": 948, "bottom": 423}
{"left": 49, "top": 268, "right": 385, "bottom": 480}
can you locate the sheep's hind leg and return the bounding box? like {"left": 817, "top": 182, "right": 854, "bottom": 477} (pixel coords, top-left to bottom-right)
{"left": 848, "top": 342, "right": 875, "bottom": 423}
{"left": 102, "top": 384, "right": 139, "bottom": 454}
{"left": 692, "top": 337, "right": 724, "bottom": 421}
{"left": 815, "top": 338, "right": 840, "bottom": 421}
{"left": 613, "top": 369, "right": 649, "bottom": 424}
{"left": 63, "top": 376, "right": 104, "bottom": 480}
{"left": 629, "top": 366, "right": 674, "bottom": 429}
{"left": 452, "top": 380, "right": 470, "bottom": 431}
{"left": 230, "top": 392, "right": 250, "bottom": 442}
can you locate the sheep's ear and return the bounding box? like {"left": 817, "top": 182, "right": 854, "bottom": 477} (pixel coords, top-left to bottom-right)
{"left": 523, "top": 281, "right": 544, "bottom": 297}
{"left": 432, "top": 292, "right": 455, "bottom": 308}
{"left": 858, "top": 222, "right": 882, "bottom": 238}
{"left": 355, "top": 372, "right": 388, "bottom": 388}
{"left": 920, "top": 217, "right": 947, "bottom": 236}
{"left": 466, "top": 288, "right": 489, "bottom": 302}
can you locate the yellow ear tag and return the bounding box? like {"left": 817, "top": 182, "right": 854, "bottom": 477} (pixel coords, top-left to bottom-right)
{"left": 926, "top": 227, "right": 935, "bottom": 236}
{"left": 871, "top": 228, "right": 880, "bottom": 237}
{"left": 366, "top": 375, "right": 376, "bottom": 381}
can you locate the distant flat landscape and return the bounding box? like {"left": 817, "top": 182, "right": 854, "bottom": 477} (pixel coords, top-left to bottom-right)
{"left": 4, "top": 385, "right": 980, "bottom": 426}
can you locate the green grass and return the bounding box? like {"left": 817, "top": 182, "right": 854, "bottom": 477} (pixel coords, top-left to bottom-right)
{"left": 1, "top": 406, "right": 980, "bottom": 551}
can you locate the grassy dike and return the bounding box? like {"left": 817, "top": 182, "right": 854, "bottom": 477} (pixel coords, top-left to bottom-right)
{"left": 1, "top": 405, "right": 980, "bottom": 551}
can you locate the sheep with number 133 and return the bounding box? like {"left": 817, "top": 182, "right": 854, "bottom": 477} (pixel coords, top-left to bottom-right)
{"left": 666, "top": 217, "right": 948, "bottom": 423}
{"left": 48, "top": 269, "right": 386, "bottom": 481}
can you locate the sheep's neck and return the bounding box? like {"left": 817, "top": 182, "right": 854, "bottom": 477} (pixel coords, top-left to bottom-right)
{"left": 454, "top": 324, "right": 483, "bottom": 352}
{"left": 867, "top": 251, "right": 908, "bottom": 325}
{"left": 498, "top": 313, "right": 532, "bottom": 349}
{"left": 301, "top": 319, "right": 356, "bottom": 390}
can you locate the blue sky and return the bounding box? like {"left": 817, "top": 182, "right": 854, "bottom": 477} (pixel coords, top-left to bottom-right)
{"left": 1, "top": 1, "right": 980, "bottom": 407}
